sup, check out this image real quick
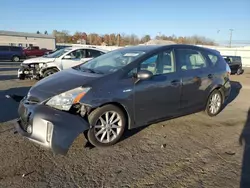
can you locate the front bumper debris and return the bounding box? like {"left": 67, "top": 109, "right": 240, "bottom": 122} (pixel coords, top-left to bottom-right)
{"left": 14, "top": 98, "right": 90, "bottom": 155}
{"left": 17, "top": 64, "right": 40, "bottom": 80}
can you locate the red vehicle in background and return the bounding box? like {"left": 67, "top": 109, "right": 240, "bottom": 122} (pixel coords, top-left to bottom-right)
{"left": 23, "top": 46, "right": 52, "bottom": 57}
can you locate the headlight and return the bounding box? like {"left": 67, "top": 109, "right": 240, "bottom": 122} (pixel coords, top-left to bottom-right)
{"left": 39, "top": 63, "right": 49, "bottom": 68}
{"left": 46, "top": 87, "right": 91, "bottom": 111}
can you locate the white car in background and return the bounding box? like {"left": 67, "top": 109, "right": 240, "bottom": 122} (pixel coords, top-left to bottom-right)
{"left": 17, "top": 46, "right": 108, "bottom": 80}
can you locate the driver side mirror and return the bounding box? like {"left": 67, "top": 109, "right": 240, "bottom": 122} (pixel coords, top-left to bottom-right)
{"left": 135, "top": 70, "right": 153, "bottom": 83}
{"left": 63, "top": 55, "right": 72, "bottom": 59}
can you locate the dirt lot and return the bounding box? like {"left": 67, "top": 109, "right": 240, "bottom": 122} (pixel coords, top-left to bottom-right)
{"left": 0, "top": 61, "right": 250, "bottom": 188}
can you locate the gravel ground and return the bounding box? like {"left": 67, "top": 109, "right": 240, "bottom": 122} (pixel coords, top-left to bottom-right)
{"left": 0, "top": 61, "right": 250, "bottom": 188}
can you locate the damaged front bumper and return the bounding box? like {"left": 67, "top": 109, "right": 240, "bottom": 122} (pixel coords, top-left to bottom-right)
{"left": 17, "top": 64, "right": 37, "bottom": 80}
{"left": 14, "top": 98, "right": 90, "bottom": 155}
{"left": 17, "top": 63, "right": 44, "bottom": 80}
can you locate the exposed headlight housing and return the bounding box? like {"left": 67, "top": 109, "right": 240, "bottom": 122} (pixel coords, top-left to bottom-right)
{"left": 46, "top": 87, "right": 91, "bottom": 111}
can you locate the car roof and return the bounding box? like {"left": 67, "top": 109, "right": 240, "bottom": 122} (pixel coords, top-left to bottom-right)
{"left": 222, "top": 55, "right": 241, "bottom": 58}
{"left": 66, "top": 46, "right": 108, "bottom": 52}
{"left": 118, "top": 44, "right": 218, "bottom": 53}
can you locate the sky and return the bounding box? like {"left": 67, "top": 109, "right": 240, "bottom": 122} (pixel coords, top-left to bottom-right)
{"left": 0, "top": 0, "right": 250, "bottom": 44}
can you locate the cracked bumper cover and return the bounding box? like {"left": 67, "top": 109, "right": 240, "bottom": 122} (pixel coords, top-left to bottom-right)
{"left": 14, "top": 99, "right": 90, "bottom": 155}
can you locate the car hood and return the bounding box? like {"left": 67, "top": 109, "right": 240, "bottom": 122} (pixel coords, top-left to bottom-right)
{"left": 22, "top": 57, "right": 56, "bottom": 64}
{"left": 28, "top": 68, "right": 102, "bottom": 102}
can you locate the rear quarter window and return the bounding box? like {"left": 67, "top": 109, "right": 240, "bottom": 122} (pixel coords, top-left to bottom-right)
{"left": 207, "top": 53, "right": 225, "bottom": 70}
{"left": 208, "top": 54, "right": 219, "bottom": 66}
{"left": 232, "top": 56, "right": 242, "bottom": 63}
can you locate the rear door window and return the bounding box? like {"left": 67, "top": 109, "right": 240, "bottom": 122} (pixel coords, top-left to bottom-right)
{"left": 175, "top": 49, "right": 208, "bottom": 71}
{"left": 208, "top": 54, "right": 219, "bottom": 66}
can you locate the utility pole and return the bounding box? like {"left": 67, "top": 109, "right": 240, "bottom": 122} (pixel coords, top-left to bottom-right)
{"left": 229, "top": 29, "right": 233, "bottom": 48}
{"left": 117, "top": 34, "right": 120, "bottom": 46}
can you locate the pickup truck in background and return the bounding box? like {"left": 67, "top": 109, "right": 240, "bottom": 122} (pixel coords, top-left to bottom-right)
{"left": 23, "top": 46, "right": 52, "bottom": 57}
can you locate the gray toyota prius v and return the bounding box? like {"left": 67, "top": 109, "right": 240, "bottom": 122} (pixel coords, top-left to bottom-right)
{"left": 15, "top": 44, "right": 231, "bottom": 155}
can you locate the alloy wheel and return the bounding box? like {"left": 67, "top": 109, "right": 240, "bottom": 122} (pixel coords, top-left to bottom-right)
{"left": 209, "top": 93, "right": 222, "bottom": 114}
{"left": 94, "top": 111, "right": 122, "bottom": 143}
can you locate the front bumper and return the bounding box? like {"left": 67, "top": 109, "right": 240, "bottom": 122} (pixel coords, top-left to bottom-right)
{"left": 14, "top": 98, "right": 90, "bottom": 155}
{"left": 17, "top": 64, "right": 40, "bottom": 80}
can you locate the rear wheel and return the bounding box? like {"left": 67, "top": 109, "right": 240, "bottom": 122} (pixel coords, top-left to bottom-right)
{"left": 43, "top": 69, "right": 57, "bottom": 78}
{"left": 237, "top": 68, "right": 242, "bottom": 75}
{"left": 205, "top": 89, "right": 223, "bottom": 117}
{"left": 12, "top": 56, "right": 20, "bottom": 62}
{"left": 87, "top": 105, "right": 126, "bottom": 147}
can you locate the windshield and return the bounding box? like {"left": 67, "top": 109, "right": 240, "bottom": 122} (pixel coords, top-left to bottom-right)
{"left": 45, "top": 48, "right": 71, "bottom": 58}
{"left": 79, "top": 49, "right": 145, "bottom": 74}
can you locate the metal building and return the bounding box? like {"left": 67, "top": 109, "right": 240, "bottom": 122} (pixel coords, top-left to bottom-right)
{"left": 0, "top": 30, "right": 56, "bottom": 50}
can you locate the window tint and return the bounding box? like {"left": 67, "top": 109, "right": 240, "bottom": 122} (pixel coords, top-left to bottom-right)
{"left": 208, "top": 54, "right": 219, "bottom": 66}
{"left": 139, "top": 50, "right": 175, "bottom": 75}
{"left": 87, "top": 49, "right": 103, "bottom": 58}
{"left": 0, "top": 46, "right": 9, "bottom": 51}
{"left": 10, "top": 47, "right": 22, "bottom": 51}
{"left": 80, "top": 50, "right": 145, "bottom": 75}
{"left": 68, "top": 49, "right": 86, "bottom": 59}
{"left": 176, "top": 49, "right": 207, "bottom": 70}
{"left": 232, "top": 56, "right": 241, "bottom": 62}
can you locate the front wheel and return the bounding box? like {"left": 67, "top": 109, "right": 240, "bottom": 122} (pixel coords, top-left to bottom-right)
{"left": 205, "top": 89, "right": 223, "bottom": 117}
{"left": 237, "top": 68, "right": 242, "bottom": 75}
{"left": 43, "top": 69, "right": 57, "bottom": 78}
{"left": 87, "top": 105, "right": 126, "bottom": 147}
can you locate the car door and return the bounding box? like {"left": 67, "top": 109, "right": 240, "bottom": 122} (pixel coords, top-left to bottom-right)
{"left": 0, "top": 46, "right": 10, "bottom": 60}
{"left": 61, "top": 49, "right": 87, "bottom": 69}
{"left": 175, "top": 47, "right": 211, "bottom": 110}
{"left": 133, "top": 48, "right": 182, "bottom": 126}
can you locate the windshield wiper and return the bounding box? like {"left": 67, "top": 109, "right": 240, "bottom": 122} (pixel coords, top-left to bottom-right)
{"left": 80, "top": 67, "right": 103, "bottom": 74}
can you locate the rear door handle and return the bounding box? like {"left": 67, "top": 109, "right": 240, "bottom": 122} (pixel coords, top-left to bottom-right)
{"left": 171, "top": 79, "right": 181, "bottom": 86}
{"left": 208, "top": 74, "right": 213, "bottom": 79}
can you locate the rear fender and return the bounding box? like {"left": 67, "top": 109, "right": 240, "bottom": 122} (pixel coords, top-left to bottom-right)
{"left": 207, "top": 84, "right": 225, "bottom": 103}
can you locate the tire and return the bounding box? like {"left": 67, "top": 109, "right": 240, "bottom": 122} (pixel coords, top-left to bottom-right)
{"left": 18, "top": 75, "right": 25, "bottom": 80}
{"left": 237, "top": 68, "right": 242, "bottom": 75}
{"left": 205, "top": 89, "right": 223, "bottom": 117}
{"left": 12, "top": 56, "right": 20, "bottom": 62}
{"left": 43, "top": 69, "right": 57, "bottom": 78}
{"left": 87, "top": 104, "right": 126, "bottom": 147}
